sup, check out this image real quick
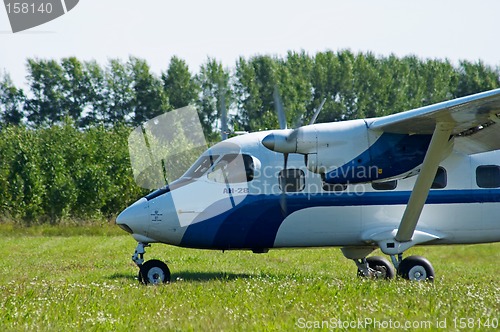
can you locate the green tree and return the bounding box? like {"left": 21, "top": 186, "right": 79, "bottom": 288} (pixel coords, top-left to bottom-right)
{"left": 103, "top": 59, "right": 135, "bottom": 124}
{"left": 196, "top": 57, "right": 233, "bottom": 142}
{"left": 279, "top": 51, "right": 313, "bottom": 126}
{"left": 79, "top": 60, "right": 107, "bottom": 127}
{"left": 24, "top": 59, "right": 67, "bottom": 126}
{"left": 352, "top": 52, "right": 384, "bottom": 119}
{"left": 162, "top": 56, "right": 199, "bottom": 109}
{"left": 38, "top": 120, "right": 78, "bottom": 222}
{"left": 234, "top": 57, "right": 261, "bottom": 131}
{"left": 311, "top": 51, "right": 345, "bottom": 123}
{"left": 129, "top": 57, "right": 170, "bottom": 126}
{"left": 4, "top": 128, "right": 45, "bottom": 222}
{"left": 70, "top": 123, "right": 144, "bottom": 219}
{"left": 0, "top": 73, "right": 25, "bottom": 126}
{"left": 234, "top": 55, "right": 280, "bottom": 131}
{"left": 456, "top": 60, "right": 500, "bottom": 97}
{"left": 60, "top": 57, "right": 91, "bottom": 125}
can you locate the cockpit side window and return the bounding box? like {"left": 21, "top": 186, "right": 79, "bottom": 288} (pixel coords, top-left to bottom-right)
{"left": 183, "top": 154, "right": 219, "bottom": 179}
{"left": 207, "top": 154, "right": 255, "bottom": 183}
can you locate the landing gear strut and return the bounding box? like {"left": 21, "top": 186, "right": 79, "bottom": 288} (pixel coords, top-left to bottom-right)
{"left": 132, "top": 242, "right": 171, "bottom": 285}
{"left": 356, "top": 256, "right": 395, "bottom": 279}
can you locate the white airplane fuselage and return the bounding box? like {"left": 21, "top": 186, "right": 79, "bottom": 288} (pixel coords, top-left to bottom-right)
{"left": 117, "top": 130, "right": 500, "bottom": 251}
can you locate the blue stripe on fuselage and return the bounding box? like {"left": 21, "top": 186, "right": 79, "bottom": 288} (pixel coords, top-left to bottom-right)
{"left": 325, "top": 133, "right": 432, "bottom": 184}
{"left": 179, "top": 189, "right": 500, "bottom": 250}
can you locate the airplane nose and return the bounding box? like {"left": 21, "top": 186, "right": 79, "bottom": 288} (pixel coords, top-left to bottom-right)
{"left": 116, "top": 197, "right": 148, "bottom": 234}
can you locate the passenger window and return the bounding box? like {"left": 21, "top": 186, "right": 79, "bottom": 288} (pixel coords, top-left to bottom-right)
{"left": 207, "top": 154, "right": 254, "bottom": 183}
{"left": 279, "top": 169, "right": 305, "bottom": 192}
{"left": 476, "top": 165, "right": 500, "bottom": 188}
{"left": 372, "top": 180, "right": 397, "bottom": 191}
{"left": 431, "top": 167, "right": 447, "bottom": 189}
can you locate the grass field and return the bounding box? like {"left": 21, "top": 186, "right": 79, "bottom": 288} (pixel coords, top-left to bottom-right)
{"left": 0, "top": 225, "right": 499, "bottom": 331}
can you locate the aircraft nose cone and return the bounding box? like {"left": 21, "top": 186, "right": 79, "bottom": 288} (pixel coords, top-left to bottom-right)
{"left": 116, "top": 197, "right": 148, "bottom": 234}
{"left": 262, "top": 134, "right": 275, "bottom": 150}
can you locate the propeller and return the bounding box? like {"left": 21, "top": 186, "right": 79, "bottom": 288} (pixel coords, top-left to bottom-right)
{"left": 220, "top": 84, "right": 228, "bottom": 140}
{"left": 273, "top": 86, "right": 288, "bottom": 130}
{"left": 272, "top": 85, "right": 290, "bottom": 216}
{"left": 267, "top": 87, "right": 327, "bottom": 216}
{"left": 309, "top": 98, "right": 327, "bottom": 125}
{"left": 293, "top": 97, "right": 327, "bottom": 128}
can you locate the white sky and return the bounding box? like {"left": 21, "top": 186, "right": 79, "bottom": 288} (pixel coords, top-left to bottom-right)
{"left": 1, "top": 0, "right": 500, "bottom": 88}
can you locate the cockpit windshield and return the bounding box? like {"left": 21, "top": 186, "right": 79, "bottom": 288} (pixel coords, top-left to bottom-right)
{"left": 182, "top": 152, "right": 256, "bottom": 184}
{"left": 146, "top": 150, "right": 257, "bottom": 201}
{"left": 182, "top": 154, "right": 220, "bottom": 179}
{"left": 207, "top": 154, "right": 254, "bottom": 183}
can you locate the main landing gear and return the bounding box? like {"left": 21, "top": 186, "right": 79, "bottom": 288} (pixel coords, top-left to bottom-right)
{"left": 343, "top": 247, "right": 435, "bottom": 281}
{"left": 395, "top": 255, "right": 435, "bottom": 281}
{"left": 355, "top": 254, "right": 435, "bottom": 281}
{"left": 132, "top": 242, "right": 171, "bottom": 285}
{"left": 355, "top": 256, "right": 395, "bottom": 279}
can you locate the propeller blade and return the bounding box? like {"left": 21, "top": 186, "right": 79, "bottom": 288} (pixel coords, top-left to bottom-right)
{"left": 309, "top": 98, "right": 327, "bottom": 125}
{"left": 273, "top": 85, "right": 287, "bottom": 130}
{"left": 280, "top": 190, "right": 288, "bottom": 217}
{"left": 279, "top": 152, "right": 289, "bottom": 217}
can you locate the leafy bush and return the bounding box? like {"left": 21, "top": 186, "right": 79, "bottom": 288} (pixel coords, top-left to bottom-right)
{"left": 0, "top": 121, "right": 145, "bottom": 224}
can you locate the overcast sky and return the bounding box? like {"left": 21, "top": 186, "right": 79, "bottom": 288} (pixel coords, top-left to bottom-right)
{"left": 1, "top": 0, "right": 500, "bottom": 87}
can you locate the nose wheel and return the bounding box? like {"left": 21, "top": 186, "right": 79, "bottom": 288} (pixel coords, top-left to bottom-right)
{"left": 138, "top": 259, "right": 171, "bottom": 285}
{"left": 132, "top": 242, "right": 171, "bottom": 285}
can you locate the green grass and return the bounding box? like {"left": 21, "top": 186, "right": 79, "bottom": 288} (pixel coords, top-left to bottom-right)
{"left": 0, "top": 226, "right": 499, "bottom": 331}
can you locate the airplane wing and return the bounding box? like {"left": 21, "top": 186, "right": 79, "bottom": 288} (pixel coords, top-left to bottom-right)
{"left": 366, "top": 88, "right": 500, "bottom": 245}
{"left": 368, "top": 88, "right": 500, "bottom": 154}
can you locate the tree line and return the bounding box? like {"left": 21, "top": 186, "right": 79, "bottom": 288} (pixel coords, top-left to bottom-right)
{"left": 0, "top": 50, "right": 499, "bottom": 224}
{"left": 2, "top": 50, "right": 499, "bottom": 136}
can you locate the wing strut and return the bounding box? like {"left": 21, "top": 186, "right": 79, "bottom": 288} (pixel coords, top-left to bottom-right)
{"left": 395, "top": 122, "right": 453, "bottom": 242}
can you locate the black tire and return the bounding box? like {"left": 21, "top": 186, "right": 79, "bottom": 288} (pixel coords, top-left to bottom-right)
{"left": 358, "top": 256, "right": 395, "bottom": 279}
{"left": 139, "top": 259, "right": 171, "bottom": 285}
{"left": 397, "top": 256, "right": 434, "bottom": 282}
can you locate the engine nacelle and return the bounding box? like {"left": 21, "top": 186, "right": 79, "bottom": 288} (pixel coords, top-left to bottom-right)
{"left": 262, "top": 119, "right": 434, "bottom": 184}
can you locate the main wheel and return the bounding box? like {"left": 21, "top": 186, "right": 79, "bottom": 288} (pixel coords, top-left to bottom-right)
{"left": 397, "top": 256, "right": 434, "bottom": 282}
{"left": 358, "top": 256, "right": 395, "bottom": 279}
{"left": 139, "top": 259, "right": 171, "bottom": 285}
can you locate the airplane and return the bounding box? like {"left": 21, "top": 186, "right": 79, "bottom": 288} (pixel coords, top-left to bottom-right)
{"left": 116, "top": 88, "right": 500, "bottom": 284}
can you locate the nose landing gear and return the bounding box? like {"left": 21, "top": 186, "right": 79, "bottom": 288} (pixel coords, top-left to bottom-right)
{"left": 132, "top": 242, "right": 171, "bottom": 285}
